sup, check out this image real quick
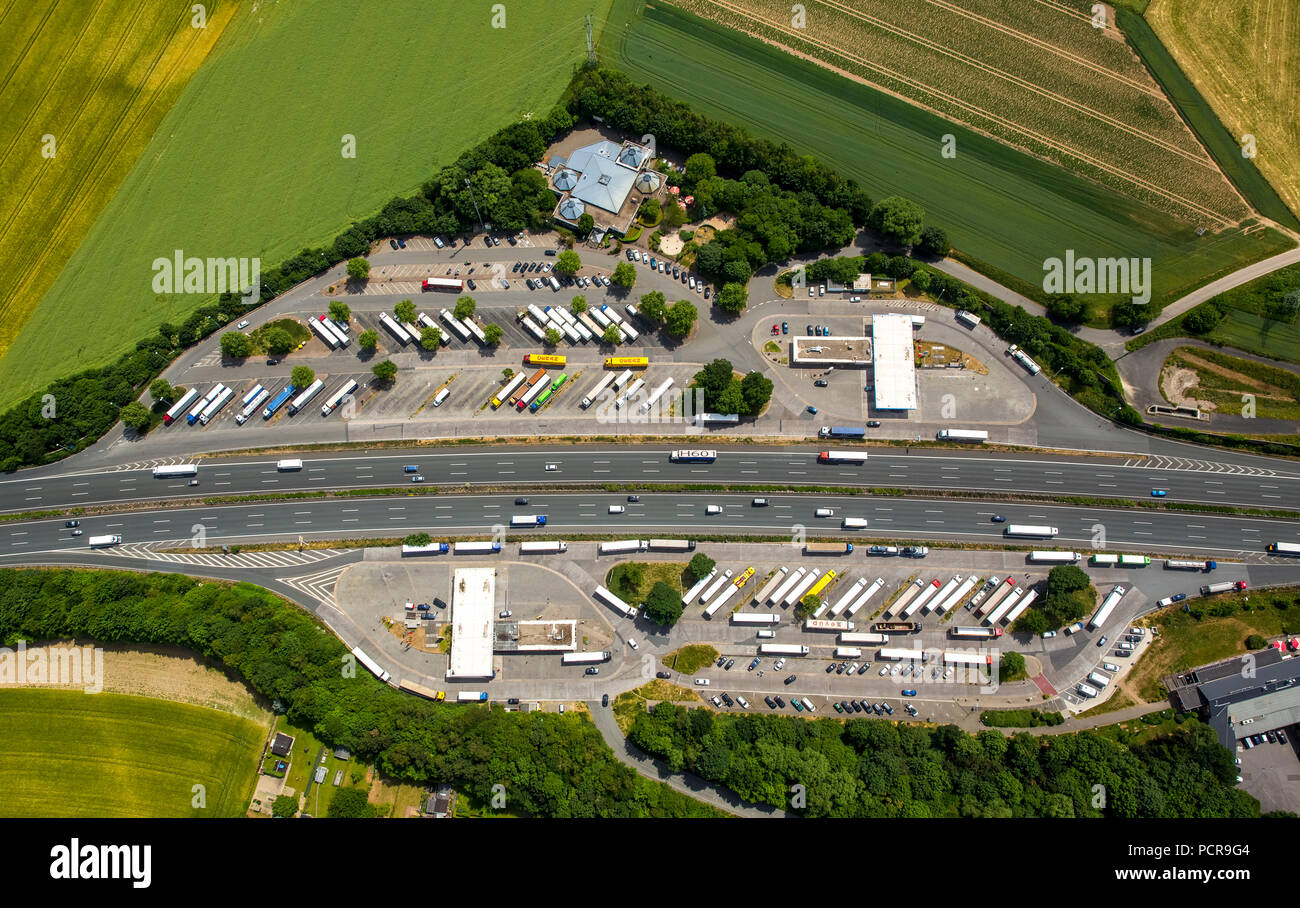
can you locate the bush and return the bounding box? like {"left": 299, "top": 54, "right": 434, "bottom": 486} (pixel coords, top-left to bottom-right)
{"left": 1183, "top": 303, "right": 1225, "bottom": 335}
{"left": 290, "top": 366, "right": 315, "bottom": 388}
{"left": 404, "top": 533, "right": 432, "bottom": 546}
{"left": 346, "top": 257, "right": 370, "bottom": 281}
{"left": 271, "top": 794, "right": 298, "bottom": 818}
{"left": 371, "top": 360, "right": 398, "bottom": 384}
{"left": 327, "top": 787, "right": 376, "bottom": 818}
{"left": 1246, "top": 634, "right": 1268, "bottom": 650}
{"left": 644, "top": 581, "right": 683, "bottom": 626}
{"left": 358, "top": 330, "right": 379, "bottom": 352}
{"left": 265, "top": 327, "right": 294, "bottom": 355}
{"left": 395, "top": 299, "right": 418, "bottom": 324}
{"left": 220, "top": 331, "right": 252, "bottom": 359}
{"left": 686, "top": 553, "right": 716, "bottom": 584}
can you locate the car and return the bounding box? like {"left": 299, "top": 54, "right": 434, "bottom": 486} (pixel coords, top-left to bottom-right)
{"left": 826, "top": 663, "right": 837, "bottom": 674}
{"left": 499, "top": 609, "right": 512, "bottom": 618}
{"left": 774, "top": 658, "right": 786, "bottom": 670}
{"left": 581, "top": 666, "right": 599, "bottom": 676}
{"left": 871, "top": 703, "right": 884, "bottom": 715}
{"left": 1096, "top": 634, "right": 1109, "bottom": 648}
{"left": 848, "top": 700, "right": 861, "bottom": 713}
{"left": 525, "top": 278, "right": 536, "bottom": 290}
{"left": 1267, "top": 731, "right": 1278, "bottom": 743}
{"left": 710, "top": 695, "right": 722, "bottom": 707}
{"left": 1151, "top": 489, "right": 1168, "bottom": 497}
{"left": 716, "top": 656, "right": 727, "bottom": 667}
{"left": 792, "top": 699, "right": 804, "bottom": 712}
{"left": 764, "top": 696, "right": 777, "bottom": 709}
{"left": 505, "top": 697, "right": 520, "bottom": 706}
{"left": 410, "top": 475, "right": 425, "bottom": 483}
{"left": 506, "top": 236, "right": 516, "bottom": 246}
{"left": 806, "top": 324, "right": 814, "bottom": 335}
{"left": 774, "top": 695, "right": 786, "bottom": 708}
{"left": 703, "top": 287, "right": 711, "bottom": 299}
{"left": 747, "top": 658, "right": 761, "bottom": 671}
{"left": 858, "top": 663, "right": 871, "bottom": 675}
{"left": 781, "top": 322, "right": 788, "bottom": 334}
{"left": 720, "top": 693, "right": 734, "bottom": 707}
{"left": 905, "top": 705, "right": 918, "bottom": 717}
{"left": 991, "top": 515, "right": 1007, "bottom": 523}
{"left": 499, "top": 279, "right": 510, "bottom": 289}
{"left": 492, "top": 236, "right": 500, "bottom": 246}
{"left": 672, "top": 265, "right": 679, "bottom": 277}
{"left": 187, "top": 479, "right": 200, "bottom": 487}
{"left": 943, "top": 667, "right": 954, "bottom": 680}
{"left": 626, "top": 495, "right": 640, "bottom": 503}
{"left": 1041, "top": 630, "right": 1057, "bottom": 639}
{"left": 483, "top": 236, "right": 493, "bottom": 247}
{"left": 415, "top": 603, "right": 430, "bottom": 611}
{"left": 389, "top": 239, "right": 399, "bottom": 250}
{"left": 1279, "top": 730, "right": 1289, "bottom": 745}
{"left": 65, "top": 520, "right": 80, "bottom": 528}
{"left": 608, "top": 504, "right": 625, "bottom": 514}
{"left": 466, "top": 279, "right": 477, "bottom": 290}
{"left": 814, "top": 379, "right": 828, "bottom": 387}
{"left": 266, "top": 358, "right": 279, "bottom": 366}
{"left": 879, "top": 666, "right": 889, "bottom": 676}
{"left": 601, "top": 693, "right": 609, "bottom": 707}
{"left": 772, "top": 324, "right": 780, "bottom": 335}
{"left": 890, "top": 665, "right": 900, "bottom": 678}
{"left": 832, "top": 702, "right": 845, "bottom": 714}
{"left": 433, "top": 597, "right": 447, "bottom": 609}
{"left": 628, "top": 638, "right": 638, "bottom": 650}
{"left": 70, "top": 529, "right": 83, "bottom": 536}
{"left": 836, "top": 662, "right": 847, "bottom": 674}
{"left": 867, "top": 420, "right": 881, "bottom": 428}
{"left": 784, "top": 674, "right": 797, "bottom": 685}
{"left": 433, "top": 236, "right": 445, "bottom": 249}
{"left": 545, "top": 463, "right": 558, "bottom": 471}
{"left": 236, "top": 319, "right": 250, "bottom": 331}
{"left": 806, "top": 405, "right": 818, "bottom": 414}
{"left": 752, "top": 498, "right": 769, "bottom": 507}
{"left": 724, "top": 658, "right": 735, "bottom": 670}
{"left": 706, "top": 504, "right": 723, "bottom": 515}
{"left": 880, "top": 702, "right": 895, "bottom": 716}
{"left": 626, "top": 249, "right": 635, "bottom": 260}
{"left": 514, "top": 497, "right": 529, "bottom": 506}
{"left": 558, "top": 704, "right": 565, "bottom": 713}
{"left": 902, "top": 689, "right": 917, "bottom": 697}
{"left": 694, "top": 678, "right": 710, "bottom": 686}
{"left": 809, "top": 287, "right": 815, "bottom": 298}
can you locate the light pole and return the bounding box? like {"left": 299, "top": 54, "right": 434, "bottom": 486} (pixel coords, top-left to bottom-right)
{"left": 464, "top": 178, "right": 485, "bottom": 232}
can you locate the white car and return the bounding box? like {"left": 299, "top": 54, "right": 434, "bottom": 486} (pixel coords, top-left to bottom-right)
{"left": 879, "top": 666, "right": 889, "bottom": 676}
{"left": 774, "top": 658, "right": 785, "bottom": 670}
{"left": 545, "top": 463, "right": 558, "bottom": 471}
{"left": 627, "top": 638, "right": 638, "bottom": 650}
{"left": 237, "top": 319, "right": 249, "bottom": 329}
{"left": 694, "top": 678, "right": 710, "bottom": 686}
{"left": 943, "top": 667, "right": 954, "bottom": 680}
{"left": 705, "top": 505, "right": 722, "bottom": 515}
{"left": 1041, "top": 630, "right": 1057, "bottom": 639}
{"left": 608, "top": 504, "right": 625, "bottom": 514}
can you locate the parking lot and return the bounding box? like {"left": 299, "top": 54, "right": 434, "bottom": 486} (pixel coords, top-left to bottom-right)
{"left": 1237, "top": 727, "right": 1300, "bottom": 814}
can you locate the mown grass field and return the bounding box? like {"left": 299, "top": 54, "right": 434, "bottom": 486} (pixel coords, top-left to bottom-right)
{"left": 0, "top": 688, "right": 263, "bottom": 817}
{"left": 0, "top": 0, "right": 236, "bottom": 379}
{"left": 1146, "top": 0, "right": 1300, "bottom": 223}
{"left": 1164, "top": 347, "right": 1300, "bottom": 421}
{"left": 0, "top": 0, "right": 613, "bottom": 410}
{"left": 600, "top": 0, "right": 1291, "bottom": 310}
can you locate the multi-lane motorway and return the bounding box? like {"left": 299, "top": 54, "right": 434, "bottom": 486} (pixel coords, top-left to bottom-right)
{"left": 4, "top": 445, "right": 1299, "bottom": 514}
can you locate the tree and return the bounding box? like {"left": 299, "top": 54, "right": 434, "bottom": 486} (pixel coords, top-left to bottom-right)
{"left": 686, "top": 553, "right": 716, "bottom": 583}
{"left": 482, "top": 323, "right": 503, "bottom": 346}
{"left": 327, "top": 787, "right": 376, "bottom": 818}
{"left": 611, "top": 262, "right": 637, "bottom": 288}
{"left": 910, "top": 268, "right": 932, "bottom": 292}
{"left": 739, "top": 371, "right": 773, "bottom": 416}
{"left": 453, "top": 295, "right": 476, "bottom": 321}
{"left": 644, "top": 581, "right": 683, "bottom": 626}
{"left": 291, "top": 365, "right": 315, "bottom": 388}
{"left": 665, "top": 299, "right": 697, "bottom": 337}
{"left": 639, "top": 291, "right": 667, "bottom": 324}
{"left": 404, "top": 533, "right": 432, "bottom": 546}
{"left": 576, "top": 213, "right": 595, "bottom": 237}
{"left": 372, "top": 360, "right": 398, "bottom": 384}
{"left": 395, "top": 298, "right": 418, "bottom": 324}
{"left": 917, "top": 225, "right": 950, "bottom": 258}
{"left": 603, "top": 324, "right": 622, "bottom": 345}
{"left": 220, "top": 331, "right": 252, "bottom": 359}
{"left": 684, "top": 152, "right": 717, "bottom": 186}
{"left": 715, "top": 282, "right": 748, "bottom": 314}
{"left": 149, "top": 380, "right": 173, "bottom": 405}
{"left": 502, "top": 368, "right": 514, "bottom": 380}
{"left": 868, "top": 196, "right": 925, "bottom": 248}
{"left": 419, "top": 326, "right": 442, "bottom": 351}
{"left": 1183, "top": 304, "right": 1224, "bottom": 335}
{"left": 639, "top": 198, "right": 661, "bottom": 223}
{"left": 119, "top": 402, "right": 150, "bottom": 432}
{"left": 798, "top": 592, "right": 821, "bottom": 619}
{"left": 271, "top": 795, "right": 298, "bottom": 818}
{"left": 571, "top": 295, "right": 587, "bottom": 314}
{"left": 545, "top": 327, "right": 562, "bottom": 347}
{"left": 715, "top": 382, "right": 744, "bottom": 415}
{"left": 265, "top": 327, "right": 294, "bottom": 355}
{"left": 346, "top": 257, "right": 370, "bottom": 281}
{"left": 1046, "top": 294, "right": 1086, "bottom": 324}
{"left": 328, "top": 300, "right": 351, "bottom": 322}
{"left": 1000, "top": 651, "right": 1026, "bottom": 683}
{"left": 613, "top": 562, "right": 645, "bottom": 598}
{"left": 694, "top": 359, "right": 735, "bottom": 401}
{"left": 555, "top": 249, "right": 581, "bottom": 276}
{"left": 358, "top": 329, "right": 379, "bottom": 352}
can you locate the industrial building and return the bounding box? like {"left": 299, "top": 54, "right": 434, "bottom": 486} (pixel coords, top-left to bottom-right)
{"left": 1166, "top": 646, "right": 1300, "bottom": 750}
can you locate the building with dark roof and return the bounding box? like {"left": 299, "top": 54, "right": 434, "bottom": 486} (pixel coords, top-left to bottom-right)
{"left": 271, "top": 732, "right": 295, "bottom": 758}
{"left": 1165, "top": 648, "right": 1300, "bottom": 749}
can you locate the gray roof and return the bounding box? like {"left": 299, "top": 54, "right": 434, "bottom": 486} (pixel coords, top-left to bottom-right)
{"left": 1189, "top": 652, "right": 1300, "bottom": 749}
{"left": 558, "top": 197, "right": 586, "bottom": 221}
{"left": 565, "top": 140, "right": 640, "bottom": 214}
{"left": 634, "top": 171, "right": 661, "bottom": 193}
{"left": 553, "top": 169, "right": 579, "bottom": 192}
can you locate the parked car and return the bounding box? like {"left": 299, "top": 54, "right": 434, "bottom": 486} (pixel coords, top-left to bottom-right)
{"left": 499, "top": 609, "right": 512, "bottom": 618}
{"left": 773, "top": 658, "right": 785, "bottom": 670}
{"left": 1041, "top": 630, "right": 1057, "bottom": 639}
{"left": 724, "top": 658, "right": 735, "bottom": 670}
{"left": 748, "top": 658, "right": 760, "bottom": 671}
{"left": 765, "top": 696, "right": 777, "bottom": 709}
{"left": 656, "top": 671, "right": 671, "bottom": 679}
{"left": 781, "top": 322, "right": 788, "bottom": 334}
{"left": 774, "top": 695, "right": 786, "bottom": 708}
{"left": 814, "top": 379, "right": 828, "bottom": 387}
{"left": 806, "top": 405, "right": 818, "bottom": 414}
{"left": 389, "top": 239, "right": 399, "bottom": 250}
{"left": 792, "top": 699, "right": 803, "bottom": 712}
{"left": 628, "top": 638, "right": 638, "bottom": 650}
{"left": 902, "top": 689, "right": 917, "bottom": 697}
{"left": 867, "top": 420, "right": 881, "bottom": 427}
{"left": 833, "top": 702, "right": 845, "bottom": 714}
{"left": 825, "top": 663, "right": 836, "bottom": 674}
{"left": 1097, "top": 634, "right": 1109, "bottom": 648}
{"left": 784, "top": 674, "right": 797, "bottom": 685}
{"left": 694, "top": 678, "right": 710, "bottom": 686}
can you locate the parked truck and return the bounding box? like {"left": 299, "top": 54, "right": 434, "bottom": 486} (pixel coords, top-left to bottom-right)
{"left": 758, "top": 644, "right": 809, "bottom": 656}
{"left": 520, "top": 541, "right": 568, "bottom": 554}
{"left": 454, "top": 541, "right": 501, "bottom": 554}
{"left": 872, "top": 622, "right": 918, "bottom": 634}
{"left": 401, "top": 543, "right": 449, "bottom": 556}
{"left": 804, "top": 541, "right": 854, "bottom": 555}
{"left": 1201, "top": 580, "right": 1248, "bottom": 595}
{"left": 818, "top": 426, "right": 865, "bottom": 439}
{"left": 949, "top": 626, "right": 1004, "bottom": 639}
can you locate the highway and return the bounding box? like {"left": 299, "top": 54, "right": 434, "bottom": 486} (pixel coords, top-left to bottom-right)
{"left": 7, "top": 490, "right": 1300, "bottom": 560}
{"left": 4, "top": 445, "right": 1299, "bottom": 514}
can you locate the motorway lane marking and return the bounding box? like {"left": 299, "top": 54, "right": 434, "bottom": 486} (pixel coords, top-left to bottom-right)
{"left": 24, "top": 497, "right": 40, "bottom": 501}
{"left": 10, "top": 532, "right": 25, "bottom": 536}
{"left": 248, "top": 523, "right": 263, "bottom": 527}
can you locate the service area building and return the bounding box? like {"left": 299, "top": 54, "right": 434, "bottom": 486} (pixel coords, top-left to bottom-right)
{"left": 447, "top": 568, "right": 496, "bottom": 680}
{"left": 870, "top": 313, "right": 918, "bottom": 411}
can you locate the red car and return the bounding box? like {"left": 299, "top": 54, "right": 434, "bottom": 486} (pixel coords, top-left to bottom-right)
{"left": 771, "top": 324, "right": 780, "bottom": 335}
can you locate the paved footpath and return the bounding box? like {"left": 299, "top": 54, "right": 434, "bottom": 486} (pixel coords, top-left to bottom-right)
{"left": 586, "top": 700, "right": 789, "bottom": 818}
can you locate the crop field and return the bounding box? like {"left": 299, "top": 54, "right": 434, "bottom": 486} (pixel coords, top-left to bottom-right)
{"left": 665, "top": 0, "right": 1247, "bottom": 226}
{"left": 0, "top": 0, "right": 613, "bottom": 410}
{"left": 1147, "top": 0, "right": 1300, "bottom": 222}
{"left": 0, "top": 689, "right": 264, "bottom": 817}
{"left": 602, "top": 0, "right": 1291, "bottom": 308}
{"left": 0, "top": 0, "right": 236, "bottom": 384}
{"left": 1164, "top": 347, "right": 1300, "bottom": 420}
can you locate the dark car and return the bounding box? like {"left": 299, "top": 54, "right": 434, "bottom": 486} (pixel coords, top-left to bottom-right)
{"left": 1097, "top": 634, "right": 1109, "bottom": 648}
{"left": 867, "top": 420, "right": 881, "bottom": 427}
{"left": 774, "top": 695, "right": 786, "bottom": 708}
{"left": 65, "top": 520, "right": 80, "bottom": 528}
{"left": 871, "top": 703, "right": 884, "bottom": 715}
{"left": 544, "top": 248, "right": 557, "bottom": 256}
{"left": 266, "top": 358, "right": 280, "bottom": 366}
{"left": 626, "top": 249, "right": 635, "bottom": 260}
{"left": 512, "top": 262, "right": 521, "bottom": 272}
{"left": 716, "top": 656, "right": 727, "bottom": 667}
{"left": 724, "top": 658, "right": 735, "bottom": 671}
{"left": 902, "top": 689, "right": 917, "bottom": 697}
{"left": 507, "top": 236, "right": 517, "bottom": 246}
{"left": 627, "top": 495, "right": 640, "bottom": 503}
{"left": 466, "top": 279, "right": 476, "bottom": 290}
{"left": 836, "top": 662, "right": 847, "bottom": 674}
{"left": 1171, "top": 592, "right": 1187, "bottom": 602}
{"left": 389, "top": 239, "right": 398, "bottom": 249}
{"left": 784, "top": 674, "right": 797, "bottom": 685}
{"left": 832, "top": 702, "right": 844, "bottom": 714}
{"left": 584, "top": 667, "right": 599, "bottom": 675}
{"left": 398, "top": 238, "right": 406, "bottom": 248}
{"left": 825, "top": 663, "right": 836, "bottom": 674}
{"left": 416, "top": 603, "right": 430, "bottom": 611}
{"left": 881, "top": 703, "right": 895, "bottom": 715}
{"left": 850, "top": 700, "right": 863, "bottom": 713}
{"left": 433, "top": 597, "right": 447, "bottom": 609}
{"left": 515, "top": 497, "right": 529, "bottom": 505}
{"left": 992, "top": 515, "right": 1007, "bottom": 523}
{"left": 483, "top": 236, "right": 493, "bottom": 247}
{"left": 764, "top": 696, "right": 777, "bottom": 709}
{"left": 507, "top": 697, "right": 520, "bottom": 705}
{"left": 656, "top": 671, "right": 671, "bottom": 679}
{"left": 720, "top": 693, "right": 734, "bottom": 707}
{"left": 814, "top": 379, "right": 828, "bottom": 387}
{"left": 601, "top": 693, "right": 609, "bottom": 707}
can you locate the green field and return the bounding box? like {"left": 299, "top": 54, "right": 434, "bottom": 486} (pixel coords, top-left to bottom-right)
{"left": 0, "top": 688, "right": 264, "bottom": 817}
{"left": 600, "top": 0, "right": 1291, "bottom": 311}
{"left": 0, "top": 0, "right": 236, "bottom": 376}
{"left": 0, "top": 0, "right": 613, "bottom": 409}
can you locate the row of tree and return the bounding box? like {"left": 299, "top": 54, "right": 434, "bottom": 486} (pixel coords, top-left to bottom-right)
{"left": 692, "top": 358, "right": 774, "bottom": 417}
{"left": 0, "top": 569, "right": 719, "bottom": 818}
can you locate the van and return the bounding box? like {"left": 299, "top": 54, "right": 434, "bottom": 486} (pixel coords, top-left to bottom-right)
{"left": 757, "top": 629, "right": 776, "bottom": 639}
{"left": 432, "top": 388, "right": 450, "bottom": 407}
{"left": 276, "top": 459, "right": 303, "bottom": 471}
{"left": 814, "top": 508, "right": 835, "bottom": 518}
{"left": 706, "top": 505, "right": 722, "bottom": 515}
{"left": 1116, "top": 641, "right": 1135, "bottom": 651}
{"left": 751, "top": 498, "right": 769, "bottom": 507}
{"left": 1128, "top": 627, "right": 1146, "bottom": 637}
{"left": 801, "top": 698, "right": 816, "bottom": 712}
